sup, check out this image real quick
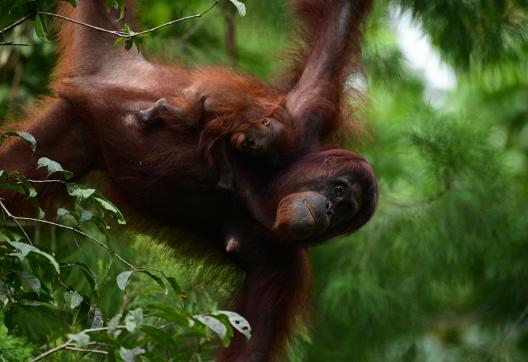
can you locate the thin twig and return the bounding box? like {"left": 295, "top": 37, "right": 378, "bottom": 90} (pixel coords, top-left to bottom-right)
{"left": 31, "top": 326, "right": 127, "bottom": 361}
{"left": 64, "top": 346, "right": 108, "bottom": 355}
{"left": 0, "top": 13, "right": 34, "bottom": 35}
{"left": 133, "top": 1, "right": 218, "bottom": 37}
{"left": 37, "top": 1, "right": 218, "bottom": 39}
{"left": 0, "top": 41, "right": 29, "bottom": 47}
{"left": 38, "top": 11, "right": 128, "bottom": 37}
{"left": 498, "top": 303, "right": 528, "bottom": 351}
{"left": 27, "top": 178, "right": 67, "bottom": 184}
{"left": 31, "top": 339, "right": 72, "bottom": 362}
{"left": 0, "top": 199, "right": 32, "bottom": 244}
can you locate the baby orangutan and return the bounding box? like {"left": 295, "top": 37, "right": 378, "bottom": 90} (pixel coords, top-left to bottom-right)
{"left": 137, "top": 89, "right": 289, "bottom": 160}
{"left": 136, "top": 86, "right": 290, "bottom": 191}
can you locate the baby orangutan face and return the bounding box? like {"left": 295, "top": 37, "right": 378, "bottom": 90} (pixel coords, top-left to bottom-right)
{"left": 230, "top": 117, "right": 287, "bottom": 159}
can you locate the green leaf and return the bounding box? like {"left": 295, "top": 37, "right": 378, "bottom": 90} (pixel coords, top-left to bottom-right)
{"left": 64, "top": 291, "right": 83, "bottom": 309}
{"left": 34, "top": 13, "right": 49, "bottom": 41}
{"left": 114, "top": 36, "right": 126, "bottom": 48}
{"left": 67, "top": 332, "right": 90, "bottom": 348}
{"left": 57, "top": 208, "right": 69, "bottom": 217}
{"left": 37, "top": 157, "right": 73, "bottom": 179}
{"left": 147, "top": 303, "right": 192, "bottom": 327}
{"left": 116, "top": 270, "right": 133, "bottom": 291}
{"left": 93, "top": 196, "right": 126, "bottom": 224}
{"left": 119, "top": 347, "right": 145, "bottom": 362}
{"left": 229, "top": 0, "right": 246, "bottom": 16}
{"left": 5, "top": 240, "right": 60, "bottom": 273}
{"left": 78, "top": 209, "right": 94, "bottom": 223}
{"left": 140, "top": 325, "right": 177, "bottom": 352}
{"left": 108, "top": 313, "right": 122, "bottom": 337}
{"left": 18, "top": 272, "right": 41, "bottom": 293}
{"left": 215, "top": 311, "right": 251, "bottom": 340}
{"left": 164, "top": 276, "right": 183, "bottom": 295}
{"left": 0, "top": 281, "right": 8, "bottom": 306}
{"left": 124, "top": 38, "right": 133, "bottom": 51}
{"left": 139, "top": 270, "right": 166, "bottom": 293}
{"left": 66, "top": 183, "right": 96, "bottom": 199}
{"left": 0, "top": 131, "right": 37, "bottom": 151}
{"left": 69, "top": 262, "right": 99, "bottom": 292}
{"left": 124, "top": 308, "right": 143, "bottom": 333}
{"left": 0, "top": 181, "right": 37, "bottom": 198}
{"left": 64, "top": 0, "right": 77, "bottom": 6}
{"left": 194, "top": 315, "right": 228, "bottom": 344}
{"left": 90, "top": 306, "right": 104, "bottom": 328}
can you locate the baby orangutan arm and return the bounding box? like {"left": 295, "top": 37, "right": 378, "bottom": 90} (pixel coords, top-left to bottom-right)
{"left": 138, "top": 88, "right": 205, "bottom": 129}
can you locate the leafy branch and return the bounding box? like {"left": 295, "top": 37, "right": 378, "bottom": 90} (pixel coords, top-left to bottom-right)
{"left": 0, "top": 0, "right": 247, "bottom": 48}
{"left": 31, "top": 325, "right": 126, "bottom": 362}
{"left": 38, "top": 1, "right": 219, "bottom": 39}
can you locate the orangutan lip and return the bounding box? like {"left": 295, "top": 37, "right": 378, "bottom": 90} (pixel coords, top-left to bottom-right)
{"left": 231, "top": 132, "right": 246, "bottom": 149}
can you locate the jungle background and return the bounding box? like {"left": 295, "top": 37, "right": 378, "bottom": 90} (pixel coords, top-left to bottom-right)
{"left": 1, "top": 0, "right": 528, "bottom": 361}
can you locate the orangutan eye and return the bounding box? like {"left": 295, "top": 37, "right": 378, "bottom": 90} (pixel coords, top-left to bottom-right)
{"left": 335, "top": 184, "right": 345, "bottom": 197}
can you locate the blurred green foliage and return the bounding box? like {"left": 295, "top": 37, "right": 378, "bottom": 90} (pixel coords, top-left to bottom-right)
{"left": 1, "top": 0, "right": 528, "bottom": 361}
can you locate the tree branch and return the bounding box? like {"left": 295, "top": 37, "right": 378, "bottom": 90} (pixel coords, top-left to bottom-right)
{"left": 0, "top": 198, "right": 134, "bottom": 268}
{"left": 31, "top": 326, "right": 126, "bottom": 362}
{"left": 0, "top": 13, "right": 34, "bottom": 35}
{"left": 37, "top": 1, "right": 219, "bottom": 39}
{"left": 0, "top": 41, "right": 29, "bottom": 47}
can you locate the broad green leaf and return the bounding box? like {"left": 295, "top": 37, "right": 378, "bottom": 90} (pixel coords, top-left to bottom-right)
{"left": 116, "top": 270, "right": 133, "bottom": 290}
{"left": 0, "top": 176, "right": 37, "bottom": 198}
{"left": 114, "top": 36, "right": 126, "bottom": 48}
{"left": 64, "top": 291, "right": 83, "bottom": 309}
{"left": 37, "top": 207, "right": 45, "bottom": 219}
{"left": 119, "top": 347, "right": 145, "bottom": 362}
{"left": 194, "top": 315, "right": 228, "bottom": 344}
{"left": 34, "top": 13, "right": 48, "bottom": 41}
{"left": 108, "top": 313, "right": 122, "bottom": 337}
{"left": 139, "top": 270, "right": 166, "bottom": 293}
{"left": 0, "top": 281, "right": 8, "bottom": 306}
{"left": 93, "top": 196, "right": 126, "bottom": 224}
{"left": 37, "top": 157, "right": 73, "bottom": 179}
{"left": 0, "top": 131, "right": 37, "bottom": 151}
{"left": 90, "top": 306, "right": 104, "bottom": 328}
{"left": 215, "top": 311, "right": 251, "bottom": 340}
{"left": 67, "top": 333, "right": 90, "bottom": 348}
{"left": 140, "top": 326, "right": 177, "bottom": 352}
{"left": 6, "top": 240, "right": 60, "bottom": 273}
{"left": 78, "top": 209, "right": 94, "bottom": 223}
{"left": 18, "top": 272, "right": 41, "bottom": 293}
{"left": 229, "top": 0, "right": 246, "bottom": 16}
{"left": 125, "top": 38, "right": 133, "bottom": 51}
{"left": 57, "top": 208, "right": 69, "bottom": 217}
{"left": 147, "top": 303, "right": 192, "bottom": 327}
{"left": 164, "top": 276, "right": 183, "bottom": 295}
{"left": 15, "top": 132, "right": 36, "bottom": 150}
{"left": 124, "top": 308, "right": 143, "bottom": 333}
{"left": 66, "top": 183, "right": 96, "bottom": 199}
{"left": 63, "top": 262, "right": 100, "bottom": 292}
{"left": 64, "top": 0, "right": 77, "bottom": 6}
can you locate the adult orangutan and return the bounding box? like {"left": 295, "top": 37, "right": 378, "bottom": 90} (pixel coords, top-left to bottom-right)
{"left": 0, "top": 0, "right": 376, "bottom": 361}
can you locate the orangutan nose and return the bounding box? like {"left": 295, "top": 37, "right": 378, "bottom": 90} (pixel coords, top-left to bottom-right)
{"left": 326, "top": 201, "right": 333, "bottom": 216}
